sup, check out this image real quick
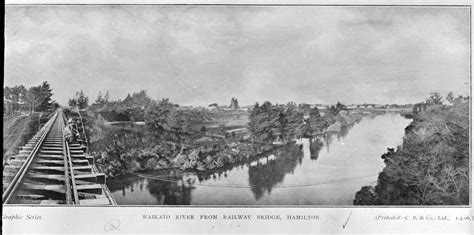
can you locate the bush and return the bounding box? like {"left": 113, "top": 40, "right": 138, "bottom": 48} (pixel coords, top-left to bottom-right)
{"left": 354, "top": 95, "right": 469, "bottom": 205}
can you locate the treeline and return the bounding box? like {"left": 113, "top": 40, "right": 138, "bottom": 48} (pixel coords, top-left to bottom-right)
{"left": 354, "top": 92, "right": 469, "bottom": 205}
{"left": 248, "top": 102, "right": 304, "bottom": 144}
{"left": 68, "top": 90, "right": 215, "bottom": 140}
{"left": 69, "top": 90, "right": 155, "bottom": 121}
{"left": 68, "top": 90, "right": 91, "bottom": 111}
{"left": 3, "top": 81, "right": 56, "bottom": 115}
{"left": 303, "top": 102, "right": 347, "bottom": 135}
{"left": 248, "top": 101, "right": 348, "bottom": 144}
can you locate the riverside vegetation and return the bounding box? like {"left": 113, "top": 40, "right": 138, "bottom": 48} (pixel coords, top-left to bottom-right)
{"left": 68, "top": 90, "right": 365, "bottom": 177}
{"left": 354, "top": 93, "right": 469, "bottom": 205}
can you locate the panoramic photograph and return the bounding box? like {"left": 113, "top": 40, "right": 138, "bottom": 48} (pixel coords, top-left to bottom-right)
{"left": 3, "top": 5, "right": 470, "bottom": 206}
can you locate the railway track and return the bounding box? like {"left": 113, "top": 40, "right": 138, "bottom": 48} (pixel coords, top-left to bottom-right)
{"left": 2, "top": 109, "right": 115, "bottom": 205}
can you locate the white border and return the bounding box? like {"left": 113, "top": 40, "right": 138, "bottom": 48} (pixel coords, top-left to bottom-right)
{"left": 4, "top": 0, "right": 474, "bottom": 5}
{"left": 3, "top": 1, "right": 474, "bottom": 234}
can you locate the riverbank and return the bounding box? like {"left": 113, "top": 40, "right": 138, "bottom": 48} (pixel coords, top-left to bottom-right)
{"left": 107, "top": 113, "right": 411, "bottom": 205}
{"left": 324, "top": 111, "right": 365, "bottom": 132}
{"left": 95, "top": 138, "right": 290, "bottom": 177}
{"left": 354, "top": 98, "right": 469, "bottom": 205}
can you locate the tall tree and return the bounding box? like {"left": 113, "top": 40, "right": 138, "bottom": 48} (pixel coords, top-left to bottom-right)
{"left": 4, "top": 82, "right": 54, "bottom": 114}
{"left": 104, "top": 91, "right": 110, "bottom": 103}
{"left": 335, "top": 101, "right": 347, "bottom": 113}
{"left": 26, "top": 85, "right": 45, "bottom": 113}
{"left": 76, "top": 90, "right": 89, "bottom": 110}
{"left": 229, "top": 97, "right": 240, "bottom": 109}
{"left": 446, "top": 92, "right": 455, "bottom": 104}
{"left": 144, "top": 98, "right": 174, "bottom": 131}
{"left": 36, "top": 81, "right": 53, "bottom": 111}
{"left": 95, "top": 91, "right": 104, "bottom": 105}
{"left": 426, "top": 92, "right": 443, "bottom": 106}
{"left": 4, "top": 85, "right": 28, "bottom": 113}
{"left": 68, "top": 98, "right": 77, "bottom": 108}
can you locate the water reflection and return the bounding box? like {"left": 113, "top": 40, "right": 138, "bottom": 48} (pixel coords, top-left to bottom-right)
{"left": 107, "top": 174, "right": 144, "bottom": 197}
{"left": 108, "top": 126, "right": 357, "bottom": 204}
{"left": 147, "top": 175, "right": 194, "bottom": 205}
{"left": 309, "top": 138, "right": 323, "bottom": 160}
{"left": 248, "top": 144, "right": 303, "bottom": 200}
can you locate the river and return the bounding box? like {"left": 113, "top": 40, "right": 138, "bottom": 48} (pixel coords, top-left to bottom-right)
{"left": 107, "top": 113, "right": 411, "bottom": 205}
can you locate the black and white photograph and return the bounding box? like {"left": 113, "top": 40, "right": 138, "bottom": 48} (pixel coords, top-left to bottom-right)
{"left": 2, "top": 1, "right": 473, "bottom": 234}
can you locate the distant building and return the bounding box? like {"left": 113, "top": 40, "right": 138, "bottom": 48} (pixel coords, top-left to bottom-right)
{"left": 315, "top": 105, "right": 328, "bottom": 110}
{"left": 358, "top": 104, "right": 374, "bottom": 109}
{"left": 339, "top": 110, "right": 349, "bottom": 116}
{"left": 207, "top": 103, "right": 218, "bottom": 111}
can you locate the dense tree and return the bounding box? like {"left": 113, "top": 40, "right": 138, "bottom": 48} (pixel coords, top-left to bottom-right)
{"left": 248, "top": 101, "right": 304, "bottom": 144}
{"left": 329, "top": 105, "right": 337, "bottom": 115}
{"left": 335, "top": 101, "right": 347, "bottom": 113}
{"left": 127, "top": 90, "right": 152, "bottom": 107}
{"left": 425, "top": 92, "right": 443, "bottom": 105}
{"left": 123, "top": 94, "right": 133, "bottom": 104}
{"left": 4, "top": 81, "right": 54, "bottom": 114}
{"left": 104, "top": 91, "right": 110, "bottom": 103}
{"left": 446, "top": 92, "right": 455, "bottom": 104}
{"left": 248, "top": 101, "right": 277, "bottom": 144}
{"left": 36, "top": 81, "right": 53, "bottom": 111}
{"left": 144, "top": 98, "right": 174, "bottom": 131}
{"left": 298, "top": 103, "right": 311, "bottom": 113}
{"left": 95, "top": 91, "right": 104, "bottom": 105}
{"left": 355, "top": 93, "right": 469, "bottom": 205}
{"left": 279, "top": 102, "right": 304, "bottom": 141}
{"left": 76, "top": 90, "right": 89, "bottom": 110}
{"left": 90, "top": 91, "right": 112, "bottom": 111}
{"left": 26, "top": 86, "right": 43, "bottom": 112}
{"left": 306, "top": 106, "right": 329, "bottom": 135}
{"left": 68, "top": 98, "right": 77, "bottom": 108}
{"left": 229, "top": 97, "right": 239, "bottom": 109}
{"left": 4, "top": 85, "right": 27, "bottom": 114}
{"left": 354, "top": 186, "right": 377, "bottom": 205}
{"left": 82, "top": 90, "right": 158, "bottom": 122}
{"left": 170, "top": 112, "right": 192, "bottom": 139}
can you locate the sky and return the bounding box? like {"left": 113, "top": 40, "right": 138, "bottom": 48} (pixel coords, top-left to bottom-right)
{"left": 4, "top": 6, "right": 470, "bottom": 106}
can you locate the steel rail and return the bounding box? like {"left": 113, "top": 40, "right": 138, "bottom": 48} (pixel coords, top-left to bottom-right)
{"left": 59, "top": 112, "right": 73, "bottom": 204}
{"left": 65, "top": 142, "right": 79, "bottom": 203}
{"left": 2, "top": 111, "right": 59, "bottom": 204}
{"left": 61, "top": 110, "right": 80, "bottom": 204}
{"left": 75, "top": 107, "right": 89, "bottom": 154}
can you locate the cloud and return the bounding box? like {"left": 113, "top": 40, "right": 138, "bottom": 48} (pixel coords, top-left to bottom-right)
{"left": 4, "top": 6, "right": 470, "bottom": 106}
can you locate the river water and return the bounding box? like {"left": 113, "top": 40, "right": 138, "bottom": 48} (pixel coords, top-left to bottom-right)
{"left": 107, "top": 113, "right": 411, "bottom": 205}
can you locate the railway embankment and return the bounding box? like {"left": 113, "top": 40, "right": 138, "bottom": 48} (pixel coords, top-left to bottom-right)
{"left": 3, "top": 114, "right": 41, "bottom": 160}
